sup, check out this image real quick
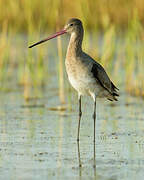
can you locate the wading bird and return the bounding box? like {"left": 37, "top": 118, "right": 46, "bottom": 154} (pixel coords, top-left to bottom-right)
{"left": 29, "top": 18, "right": 119, "bottom": 143}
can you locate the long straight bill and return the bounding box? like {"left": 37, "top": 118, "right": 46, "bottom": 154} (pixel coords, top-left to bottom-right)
{"left": 29, "top": 29, "right": 66, "bottom": 48}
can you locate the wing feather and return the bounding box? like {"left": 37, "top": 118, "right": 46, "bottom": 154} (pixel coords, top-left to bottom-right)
{"left": 91, "top": 63, "right": 119, "bottom": 96}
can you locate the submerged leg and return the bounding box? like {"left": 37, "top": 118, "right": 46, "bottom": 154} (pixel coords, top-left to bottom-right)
{"left": 93, "top": 96, "right": 96, "bottom": 168}
{"left": 77, "top": 94, "right": 82, "bottom": 141}
{"left": 93, "top": 97, "right": 96, "bottom": 143}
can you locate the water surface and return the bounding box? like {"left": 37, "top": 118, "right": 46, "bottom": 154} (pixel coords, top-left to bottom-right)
{"left": 0, "top": 85, "right": 144, "bottom": 180}
{"left": 0, "top": 35, "right": 144, "bottom": 180}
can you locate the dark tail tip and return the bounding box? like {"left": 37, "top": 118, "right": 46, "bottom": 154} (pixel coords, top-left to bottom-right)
{"left": 113, "top": 92, "right": 119, "bottom": 97}
{"left": 114, "top": 97, "right": 118, "bottom": 101}
{"left": 111, "top": 82, "right": 119, "bottom": 91}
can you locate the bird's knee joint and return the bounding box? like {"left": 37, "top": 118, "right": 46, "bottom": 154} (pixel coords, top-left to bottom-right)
{"left": 77, "top": 138, "right": 80, "bottom": 142}
{"left": 93, "top": 113, "right": 96, "bottom": 119}
{"left": 79, "top": 111, "right": 82, "bottom": 117}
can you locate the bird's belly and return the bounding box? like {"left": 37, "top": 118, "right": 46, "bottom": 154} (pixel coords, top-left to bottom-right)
{"left": 65, "top": 60, "right": 109, "bottom": 98}
{"left": 65, "top": 61, "right": 91, "bottom": 95}
{"left": 68, "top": 73, "right": 108, "bottom": 98}
{"left": 68, "top": 75, "right": 90, "bottom": 95}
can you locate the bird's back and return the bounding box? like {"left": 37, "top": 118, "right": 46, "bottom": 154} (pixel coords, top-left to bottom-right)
{"left": 65, "top": 51, "right": 119, "bottom": 101}
{"left": 81, "top": 52, "right": 119, "bottom": 100}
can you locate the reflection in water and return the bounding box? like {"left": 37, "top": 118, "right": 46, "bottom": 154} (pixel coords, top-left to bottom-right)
{"left": 77, "top": 140, "right": 82, "bottom": 179}
{"left": 77, "top": 138, "right": 97, "bottom": 179}
{"left": 0, "top": 84, "right": 144, "bottom": 179}
{"left": 57, "top": 112, "right": 64, "bottom": 174}
{"left": 93, "top": 139, "right": 96, "bottom": 177}
{"left": 77, "top": 140, "right": 82, "bottom": 167}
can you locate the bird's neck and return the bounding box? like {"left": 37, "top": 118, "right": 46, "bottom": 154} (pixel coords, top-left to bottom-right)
{"left": 66, "top": 29, "right": 83, "bottom": 58}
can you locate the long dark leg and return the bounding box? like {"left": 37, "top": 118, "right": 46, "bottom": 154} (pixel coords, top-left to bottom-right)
{"left": 93, "top": 97, "right": 96, "bottom": 168}
{"left": 77, "top": 95, "right": 82, "bottom": 141}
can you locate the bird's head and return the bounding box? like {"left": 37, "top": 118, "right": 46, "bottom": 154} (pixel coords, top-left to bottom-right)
{"left": 64, "top": 18, "right": 83, "bottom": 34}
{"left": 29, "top": 18, "right": 83, "bottom": 48}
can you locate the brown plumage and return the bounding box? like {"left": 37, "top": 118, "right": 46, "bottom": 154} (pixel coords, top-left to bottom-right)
{"left": 91, "top": 62, "right": 119, "bottom": 101}
{"left": 64, "top": 18, "right": 119, "bottom": 103}
{"left": 29, "top": 18, "right": 119, "bottom": 145}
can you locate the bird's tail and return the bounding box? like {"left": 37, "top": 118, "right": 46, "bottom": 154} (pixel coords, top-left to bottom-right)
{"left": 107, "top": 82, "right": 119, "bottom": 101}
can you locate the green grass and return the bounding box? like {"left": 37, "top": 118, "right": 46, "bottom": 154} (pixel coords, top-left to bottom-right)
{"left": 0, "top": 1, "right": 144, "bottom": 99}
{"left": 1, "top": 0, "right": 144, "bottom": 32}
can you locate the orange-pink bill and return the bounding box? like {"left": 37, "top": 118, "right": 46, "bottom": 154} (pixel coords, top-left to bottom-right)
{"left": 29, "top": 29, "right": 67, "bottom": 48}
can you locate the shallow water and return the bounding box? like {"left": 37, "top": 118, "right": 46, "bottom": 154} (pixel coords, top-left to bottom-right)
{"left": 0, "top": 85, "right": 144, "bottom": 180}
{"left": 0, "top": 35, "right": 144, "bottom": 179}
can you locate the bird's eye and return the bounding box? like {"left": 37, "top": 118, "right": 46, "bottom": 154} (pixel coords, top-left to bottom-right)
{"left": 70, "top": 23, "right": 73, "bottom": 26}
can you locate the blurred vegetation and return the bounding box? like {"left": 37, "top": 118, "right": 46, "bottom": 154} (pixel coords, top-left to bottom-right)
{"left": 0, "top": 0, "right": 144, "bottom": 100}
{"left": 0, "top": 0, "right": 144, "bottom": 32}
